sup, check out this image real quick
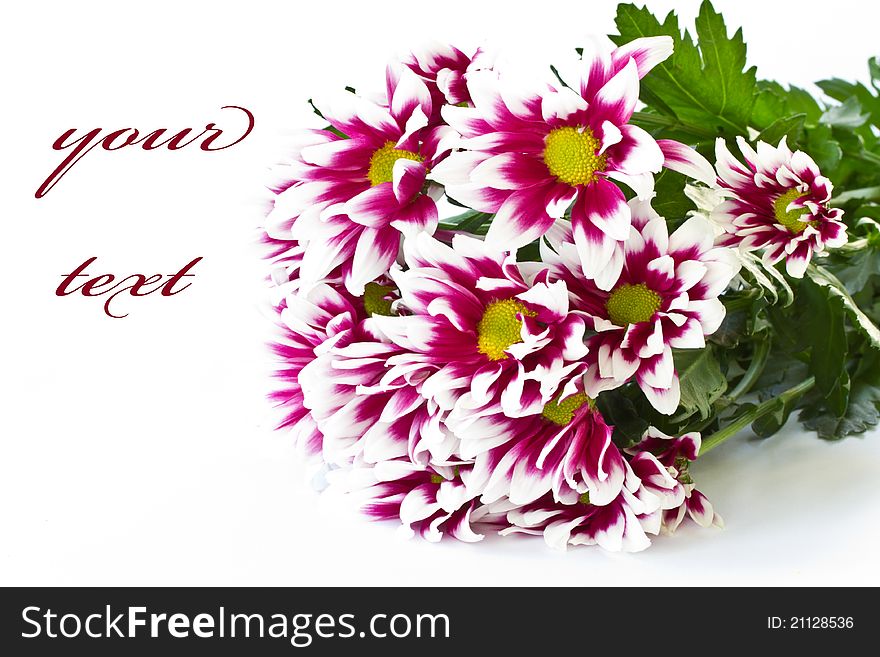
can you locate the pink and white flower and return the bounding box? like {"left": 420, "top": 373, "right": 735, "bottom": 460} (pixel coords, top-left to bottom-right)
{"left": 270, "top": 264, "right": 453, "bottom": 468}
{"left": 266, "top": 64, "right": 457, "bottom": 295}
{"left": 261, "top": 39, "right": 772, "bottom": 555}
{"left": 432, "top": 36, "right": 714, "bottom": 288}
{"left": 369, "top": 232, "right": 590, "bottom": 419}
{"left": 545, "top": 199, "right": 739, "bottom": 414}
{"left": 403, "top": 43, "right": 494, "bottom": 123}
{"left": 261, "top": 232, "right": 305, "bottom": 288}
{"left": 497, "top": 426, "right": 720, "bottom": 552}
{"left": 627, "top": 427, "right": 723, "bottom": 533}
{"left": 269, "top": 276, "right": 368, "bottom": 463}
{"left": 497, "top": 459, "right": 663, "bottom": 552}
{"left": 447, "top": 381, "right": 628, "bottom": 508}
{"left": 294, "top": 286, "right": 463, "bottom": 467}
{"left": 355, "top": 460, "right": 492, "bottom": 542}
{"left": 713, "top": 136, "right": 847, "bottom": 278}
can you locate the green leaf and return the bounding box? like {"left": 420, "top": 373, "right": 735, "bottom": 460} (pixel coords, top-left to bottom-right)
{"left": 801, "top": 277, "right": 847, "bottom": 396}
{"left": 613, "top": 0, "right": 756, "bottom": 137}
{"left": 595, "top": 385, "right": 652, "bottom": 449}
{"left": 753, "top": 357, "right": 810, "bottom": 405}
{"left": 801, "top": 382, "right": 880, "bottom": 440}
{"left": 817, "top": 78, "right": 857, "bottom": 101}
{"left": 440, "top": 210, "right": 492, "bottom": 233}
{"left": 820, "top": 96, "right": 870, "bottom": 129}
{"left": 516, "top": 240, "right": 542, "bottom": 262}
{"left": 832, "top": 185, "right": 880, "bottom": 205}
{"left": 736, "top": 251, "right": 793, "bottom": 307}
{"left": 628, "top": 110, "right": 716, "bottom": 142}
{"left": 751, "top": 82, "right": 821, "bottom": 134}
{"left": 709, "top": 308, "right": 747, "bottom": 348}
{"left": 831, "top": 247, "right": 880, "bottom": 294}
{"left": 674, "top": 346, "right": 728, "bottom": 420}
{"left": 751, "top": 392, "right": 798, "bottom": 438}
{"left": 806, "top": 265, "right": 880, "bottom": 350}
{"left": 817, "top": 72, "right": 880, "bottom": 128}
{"left": 800, "top": 351, "right": 880, "bottom": 440}
{"left": 750, "top": 81, "right": 788, "bottom": 130}
{"left": 651, "top": 169, "right": 697, "bottom": 227}
{"left": 857, "top": 205, "right": 880, "bottom": 221}
{"left": 691, "top": 1, "right": 756, "bottom": 129}
{"left": 825, "top": 218, "right": 880, "bottom": 293}
{"left": 826, "top": 371, "right": 852, "bottom": 418}
{"left": 806, "top": 124, "right": 842, "bottom": 172}
{"left": 786, "top": 86, "right": 823, "bottom": 126}
{"left": 755, "top": 113, "right": 805, "bottom": 146}
{"left": 869, "top": 56, "right": 880, "bottom": 88}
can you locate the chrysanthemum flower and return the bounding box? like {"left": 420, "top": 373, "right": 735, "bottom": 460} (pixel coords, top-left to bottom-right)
{"left": 496, "top": 426, "right": 720, "bottom": 551}
{"left": 627, "top": 427, "right": 723, "bottom": 533}
{"left": 368, "top": 232, "right": 590, "bottom": 419}
{"left": 261, "top": 232, "right": 305, "bottom": 288}
{"left": 432, "top": 36, "right": 714, "bottom": 288}
{"left": 446, "top": 380, "right": 628, "bottom": 507}
{"left": 266, "top": 64, "right": 458, "bottom": 295}
{"left": 355, "top": 460, "right": 492, "bottom": 542}
{"left": 713, "top": 136, "right": 847, "bottom": 278}
{"left": 545, "top": 200, "right": 739, "bottom": 414}
{"left": 270, "top": 264, "right": 454, "bottom": 468}
{"left": 497, "top": 458, "right": 664, "bottom": 552}
{"left": 403, "top": 43, "right": 494, "bottom": 123}
{"left": 296, "top": 294, "right": 466, "bottom": 468}
{"left": 270, "top": 279, "right": 368, "bottom": 462}
{"left": 300, "top": 332, "right": 461, "bottom": 468}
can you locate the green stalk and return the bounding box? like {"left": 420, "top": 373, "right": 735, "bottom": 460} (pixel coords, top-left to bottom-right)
{"left": 727, "top": 337, "right": 771, "bottom": 400}
{"left": 630, "top": 111, "right": 719, "bottom": 139}
{"left": 675, "top": 337, "right": 770, "bottom": 436}
{"left": 700, "top": 376, "right": 815, "bottom": 455}
{"left": 854, "top": 151, "right": 880, "bottom": 167}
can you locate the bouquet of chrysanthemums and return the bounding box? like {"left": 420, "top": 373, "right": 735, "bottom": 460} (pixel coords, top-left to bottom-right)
{"left": 262, "top": 1, "right": 880, "bottom": 551}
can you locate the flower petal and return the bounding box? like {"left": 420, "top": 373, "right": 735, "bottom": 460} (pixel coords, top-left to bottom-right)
{"left": 347, "top": 227, "right": 400, "bottom": 295}
{"left": 590, "top": 57, "right": 639, "bottom": 126}
{"left": 485, "top": 183, "right": 557, "bottom": 250}
{"left": 657, "top": 139, "right": 717, "bottom": 185}
{"left": 611, "top": 36, "right": 674, "bottom": 78}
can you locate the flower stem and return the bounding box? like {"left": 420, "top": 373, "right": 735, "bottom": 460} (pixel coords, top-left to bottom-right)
{"left": 700, "top": 376, "right": 815, "bottom": 455}
{"left": 727, "top": 336, "right": 771, "bottom": 400}
{"left": 855, "top": 151, "right": 880, "bottom": 168}
{"left": 630, "top": 111, "right": 726, "bottom": 139}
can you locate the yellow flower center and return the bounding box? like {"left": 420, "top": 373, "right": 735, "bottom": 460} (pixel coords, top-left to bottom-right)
{"left": 476, "top": 299, "right": 535, "bottom": 361}
{"left": 367, "top": 141, "right": 423, "bottom": 186}
{"left": 773, "top": 188, "right": 814, "bottom": 234}
{"left": 606, "top": 283, "right": 661, "bottom": 326}
{"left": 543, "top": 126, "right": 606, "bottom": 186}
{"left": 541, "top": 392, "right": 593, "bottom": 426}
{"left": 362, "top": 282, "right": 396, "bottom": 317}
{"left": 578, "top": 492, "right": 591, "bottom": 505}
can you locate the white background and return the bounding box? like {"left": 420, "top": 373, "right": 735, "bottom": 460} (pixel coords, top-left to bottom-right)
{"left": 1, "top": 0, "right": 878, "bottom": 586}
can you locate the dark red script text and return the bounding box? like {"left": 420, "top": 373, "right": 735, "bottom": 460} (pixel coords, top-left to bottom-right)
{"left": 56, "top": 257, "right": 202, "bottom": 318}
{"left": 36, "top": 105, "right": 255, "bottom": 198}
